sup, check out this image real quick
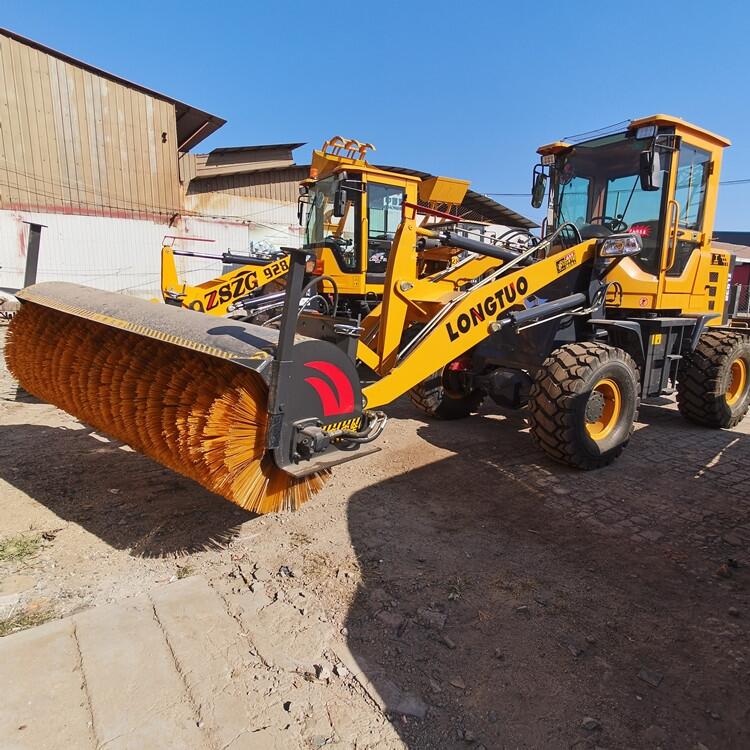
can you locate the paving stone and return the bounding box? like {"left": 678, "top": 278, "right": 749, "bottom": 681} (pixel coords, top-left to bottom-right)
{"left": 75, "top": 595, "right": 205, "bottom": 750}
{"left": 637, "top": 667, "right": 664, "bottom": 688}
{"left": 722, "top": 532, "right": 743, "bottom": 546}
{"left": 0, "top": 618, "right": 94, "bottom": 750}
{"left": 640, "top": 529, "right": 664, "bottom": 542}
{"left": 149, "top": 576, "right": 261, "bottom": 750}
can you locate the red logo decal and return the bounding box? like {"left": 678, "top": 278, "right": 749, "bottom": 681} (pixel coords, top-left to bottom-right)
{"left": 304, "top": 361, "right": 355, "bottom": 416}
{"left": 630, "top": 224, "right": 651, "bottom": 238}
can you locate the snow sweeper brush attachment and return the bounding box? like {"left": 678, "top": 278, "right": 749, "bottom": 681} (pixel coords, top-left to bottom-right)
{"left": 5, "top": 250, "right": 382, "bottom": 513}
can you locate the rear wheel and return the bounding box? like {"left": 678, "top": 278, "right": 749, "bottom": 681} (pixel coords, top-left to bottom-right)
{"left": 677, "top": 330, "right": 750, "bottom": 428}
{"left": 528, "top": 342, "right": 640, "bottom": 469}
{"left": 410, "top": 362, "right": 484, "bottom": 420}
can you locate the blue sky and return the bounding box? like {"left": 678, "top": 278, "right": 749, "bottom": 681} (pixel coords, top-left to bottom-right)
{"left": 4, "top": 0, "right": 748, "bottom": 229}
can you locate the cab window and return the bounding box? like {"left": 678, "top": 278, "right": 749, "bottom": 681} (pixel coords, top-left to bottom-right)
{"left": 666, "top": 144, "right": 712, "bottom": 277}
{"left": 674, "top": 144, "right": 711, "bottom": 230}
{"left": 604, "top": 175, "right": 664, "bottom": 227}
{"left": 367, "top": 183, "right": 403, "bottom": 274}
{"left": 604, "top": 173, "right": 666, "bottom": 274}
{"left": 556, "top": 175, "right": 590, "bottom": 227}
{"left": 333, "top": 200, "right": 359, "bottom": 271}
{"left": 554, "top": 132, "right": 670, "bottom": 276}
{"left": 305, "top": 176, "right": 360, "bottom": 272}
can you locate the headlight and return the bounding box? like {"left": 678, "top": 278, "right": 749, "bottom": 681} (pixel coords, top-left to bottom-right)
{"left": 597, "top": 233, "right": 642, "bottom": 257}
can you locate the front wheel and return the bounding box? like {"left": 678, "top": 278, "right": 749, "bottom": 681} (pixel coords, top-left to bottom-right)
{"left": 677, "top": 330, "right": 750, "bottom": 428}
{"left": 528, "top": 342, "right": 640, "bottom": 470}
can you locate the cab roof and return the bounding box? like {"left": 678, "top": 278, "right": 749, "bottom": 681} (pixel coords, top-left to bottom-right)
{"left": 538, "top": 115, "right": 731, "bottom": 156}
{"left": 630, "top": 114, "right": 731, "bottom": 148}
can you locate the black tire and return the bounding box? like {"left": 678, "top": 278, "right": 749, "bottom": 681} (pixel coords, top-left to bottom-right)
{"left": 528, "top": 342, "right": 640, "bottom": 470}
{"left": 677, "top": 330, "right": 750, "bottom": 428}
{"left": 409, "top": 367, "right": 484, "bottom": 420}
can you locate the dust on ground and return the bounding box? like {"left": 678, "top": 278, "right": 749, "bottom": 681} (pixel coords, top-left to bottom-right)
{"left": 1, "top": 325, "right": 748, "bottom": 749}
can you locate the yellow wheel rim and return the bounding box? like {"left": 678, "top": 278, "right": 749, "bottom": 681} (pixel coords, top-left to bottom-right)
{"left": 726, "top": 357, "right": 748, "bottom": 406}
{"left": 585, "top": 378, "right": 622, "bottom": 441}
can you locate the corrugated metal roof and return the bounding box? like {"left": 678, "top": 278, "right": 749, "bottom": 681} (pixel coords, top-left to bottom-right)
{"left": 209, "top": 143, "right": 305, "bottom": 155}
{"left": 0, "top": 26, "right": 225, "bottom": 151}
{"left": 187, "top": 166, "right": 309, "bottom": 205}
{"left": 376, "top": 164, "right": 537, "bottom": 229}
{"left": 714, "top": 231, "right": 750, "bottom": 247}
{"left": 187, "top": 159, "right": 537, "bottom": 229}
{"left": 461, "top": 191, "right": 538, "bottom": 230}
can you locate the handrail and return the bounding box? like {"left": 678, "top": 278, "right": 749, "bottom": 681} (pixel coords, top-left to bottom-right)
{"left": 664, "top": 199, "right": 681, "bottom": 272}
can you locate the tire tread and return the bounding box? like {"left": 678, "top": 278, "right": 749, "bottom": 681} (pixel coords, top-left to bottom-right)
{"left": 676, "top": 330, "right": 750, "bottom": 428}
{"left": 528, "top": 342, "right": 640, "bottom": 470}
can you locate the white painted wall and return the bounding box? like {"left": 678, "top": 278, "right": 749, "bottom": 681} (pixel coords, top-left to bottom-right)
{"left": 0, "top": 204, "right": 303, "bottom": 300}
{"left": 0, "top": 210, "right": 170, "bottom": 299}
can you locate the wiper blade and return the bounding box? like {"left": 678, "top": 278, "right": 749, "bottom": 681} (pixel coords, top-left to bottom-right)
{"left": 618, "top": 176, "right": 640, "bottom": 222}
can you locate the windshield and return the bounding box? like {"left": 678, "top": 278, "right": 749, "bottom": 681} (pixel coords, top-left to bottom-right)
{"left": 555, "top": 132, "right": 668, "bottom": 273}
{"left": 304, "top": 176, "right": 359, "bottom": 271}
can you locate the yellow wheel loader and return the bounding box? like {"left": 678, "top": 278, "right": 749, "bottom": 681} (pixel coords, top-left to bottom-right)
{"left": 159, "top": 137, "right": 516, "bottom": 323}
{"left": 7, "top": 115, "right": 749, "bottom": 514}
{"left": 298, "top": 136, "right": 477, "bottom": 319}
{"left": 160, "top": 239, "right": 292, "bottom": 319}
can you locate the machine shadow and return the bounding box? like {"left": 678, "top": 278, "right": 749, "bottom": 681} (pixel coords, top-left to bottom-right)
{"left": 343, "top": 400, "right": 750, "bottom": 748}
{"left": 409, "top": 397, "right": 748, "bottom": 477}
{"left": 0, "top": 423, "right": 253, "bottom": 558}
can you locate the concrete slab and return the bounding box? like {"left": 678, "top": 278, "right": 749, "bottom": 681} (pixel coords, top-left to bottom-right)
{"left": 0, "top": 618, "right": 94, "bottom": 750}
{"left": 0, "top": 575, "right": 401, "bottom": 749}
{"left": 149, "top": 576, "right": 264, "bottom": 749}
{"left": 74, "top": 595, "right": 207, "bottom": 750}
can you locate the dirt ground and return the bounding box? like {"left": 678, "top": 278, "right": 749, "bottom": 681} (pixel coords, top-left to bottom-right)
{"left": 1, "top": 323, "right": 749, "bottom": 750}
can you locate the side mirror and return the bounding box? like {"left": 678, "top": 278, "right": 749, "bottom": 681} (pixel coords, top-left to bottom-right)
{"left": 333, "top": 186, "right": 347, "bottom": 217}
{"left": 297, "top": 197, "right": 305, "bottom": 225}
{"left": 531, "top": 167, "right": 547, "bottom": 209}
{"left": 639, "top": 149, "right": 662, "bottom": 191}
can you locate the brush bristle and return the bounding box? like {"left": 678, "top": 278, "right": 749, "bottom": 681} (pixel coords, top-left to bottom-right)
{"left": 5, "top": 302, "right": 328, "bottom": 513}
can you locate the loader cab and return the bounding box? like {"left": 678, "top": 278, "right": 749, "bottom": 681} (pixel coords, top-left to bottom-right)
{"left": 304, "top": 171, "right": 415, "bottom": 293}
{"left": 537, "top": 115, "right": 732, "bottom": 321}
{"left": 302, "top": 138, "right": 420, "bottom": 300}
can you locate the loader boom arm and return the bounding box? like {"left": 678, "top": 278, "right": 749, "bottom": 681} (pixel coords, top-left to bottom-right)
{"left": 361, "top": 240, "right": 596, "bottom": 408}
{"left": 160, "top": 244, "right": 290, "bottom": 316}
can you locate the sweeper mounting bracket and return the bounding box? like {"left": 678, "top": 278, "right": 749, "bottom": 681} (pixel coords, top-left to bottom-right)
{"left": 265, "top": 247, "right": 386, "bottom": 477}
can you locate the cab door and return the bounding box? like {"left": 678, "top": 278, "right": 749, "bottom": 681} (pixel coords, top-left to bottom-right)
{"left": 361, "top": 175, "right": 413, "bottom": 291}
{"left": 657, "top": 139, "right": 722, "bottom": 310}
